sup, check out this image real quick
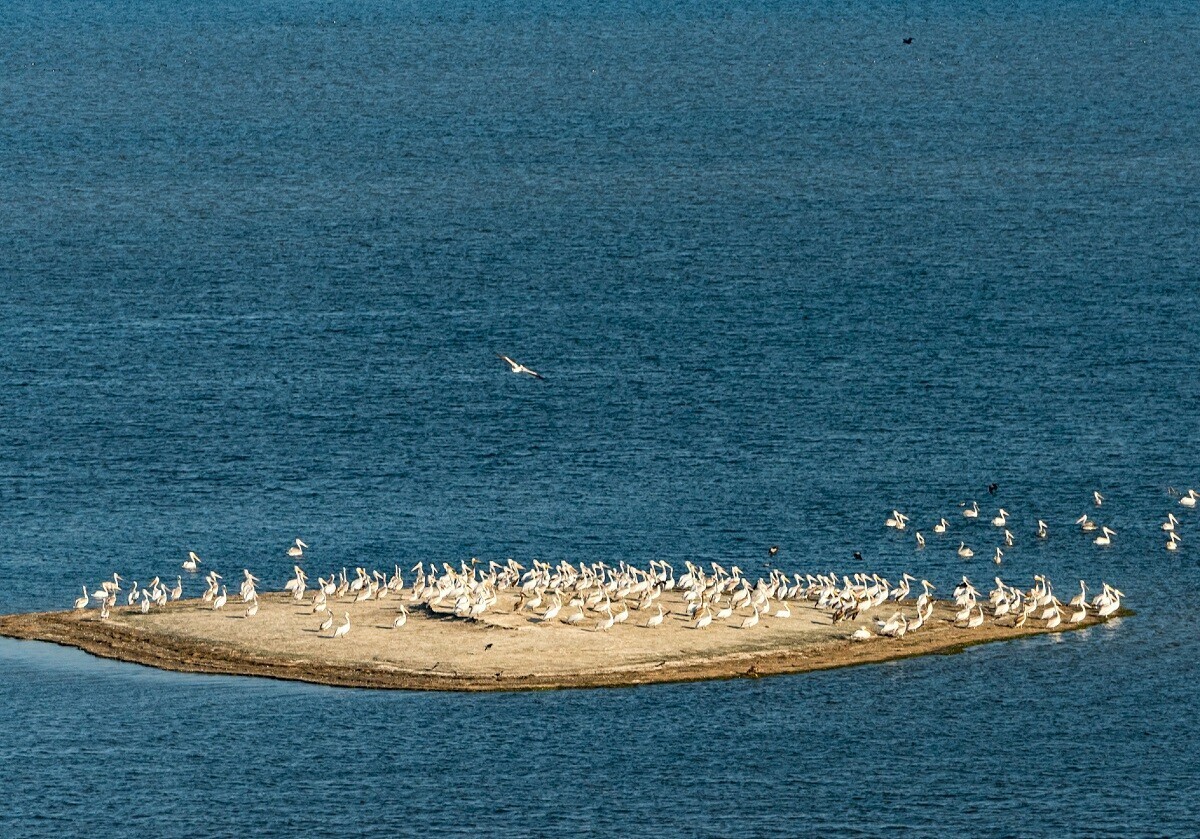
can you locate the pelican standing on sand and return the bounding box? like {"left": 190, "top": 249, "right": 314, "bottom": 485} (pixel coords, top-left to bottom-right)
{"left": 496, "top": 354, "right": 546, "bottom": 380}
{"left": 333, "top": 613, "right": 351, "bottom": 639}
{"left": 393, "top": 606, "right": 409, "bottom": 628}
{"left": 74, "top": 586, "right": 89, "bottom": 610}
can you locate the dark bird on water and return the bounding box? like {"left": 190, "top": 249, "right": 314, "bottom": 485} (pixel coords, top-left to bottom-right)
{"left": 903, "top": 37, "right": 913, "bottom": 44}
{"left": 853, "top": 551, "right": 863, "bottom": 561}
{"left": 988, "top": 483, "right": 999, "bottom": 495}
{"left": 768, "top": 545, "right": 779, "bottom": 557}
{"left": 496, "top": 354, "right": 546, "bottom": 380}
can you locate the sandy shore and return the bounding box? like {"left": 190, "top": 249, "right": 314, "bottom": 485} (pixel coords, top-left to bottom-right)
{"left": 0, "top": 590, "right": 1117, "bottom": 691}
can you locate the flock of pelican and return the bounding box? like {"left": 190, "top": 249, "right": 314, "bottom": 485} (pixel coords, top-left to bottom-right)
{"left": 882, "top": 487, "right": 1197, "bottom": 563}
{"left": 69, "top": 530, "right": 1130, "bottom": 644}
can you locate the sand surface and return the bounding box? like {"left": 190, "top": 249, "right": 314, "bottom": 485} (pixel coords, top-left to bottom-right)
{"left": 0, "top": 589, "right": 1115, "bottom": 691}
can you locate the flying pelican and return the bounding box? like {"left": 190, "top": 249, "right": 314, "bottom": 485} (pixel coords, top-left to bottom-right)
{"left": 183, "top": 551, "right": 202, "bottom": 572}
{"left": 496, "top": 354, "right": 545, "bottom": 380}
{"left": 1094, "top": 526, "right": 1115, "bottom": 547}
{"left": 933, "top": 518, "right": 949, "bottom": 534}
{"left": 963, "top": 501, "right": 979, "bottom": 519}
{"left": 1181, "top": 489, "right": 1199, "bottom": 508}
{"left": 992, "top": 508, "right": 1009, "bottom": 527}
{"left": 647, "top": 605, "right": 665, "bottom": 627}
{"left": 1037, "top": 520, "right": 1048, "bottom": 539}
{"left": 1163, "top": 513, "right": 1179, "bottom": 532}
{"left": 957, "top": 542, "right": 974, "bottom": 559}
{"left": 333, "top": 613, "right": 351, "bottom": 639}
{"left": 287, "top": 539, "right": 308, "bottom": 558}
{"left": 73, "top": 586, "right": 89, "bottom": 611}
{"left": 1093, "top": 491, "right": 1104, "bottom": 506}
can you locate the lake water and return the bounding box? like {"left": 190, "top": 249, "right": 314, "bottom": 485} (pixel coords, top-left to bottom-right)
{"left": 2, "top": 0, "right": 1199, "bottom": 835}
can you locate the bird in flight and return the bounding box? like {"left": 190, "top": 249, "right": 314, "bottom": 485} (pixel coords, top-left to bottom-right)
{"left": 496, "top": 354, "right": 545, "bottom": 380}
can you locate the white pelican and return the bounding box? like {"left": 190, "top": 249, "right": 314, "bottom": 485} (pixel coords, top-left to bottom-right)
{"left": 693, "top": 605, "right": 712, "bottom": 630}
{"left": 140, "top": 593, "right": 150, "bottom": 614}
{"left": 287, "top": 538, "right": 308, "bottom": 558}
{"left": 1163, "top": 513, "right": 1179, "bottom": 532}
{"left": 73, "top": 586, "right": 89, "bottom": 610}
{"left": 1098, "top": 587, "right": 1123, "bottom": 617}
{"left": 170, "top": 577, "right": 183, "bottom": 600}
{"left": 967, "top": 605, "right": 984, "bottom": 629}
{"left": 915, "top": 532, "right": 925, "bottom": 548}
{"left": 992, "top": 508, "right": 1008, "bottom": 527}
{"left": 957, "top": 542, "right": 974, "bottom": 559}
{"left": 963, "top": 501, "right": 979, "bottom": 519}
{"left": 1167, "top": 532, "right": 1181, "bottom": 552}
{"left": 1181, "top": 489, "right": 1199, "bottom": 508}
{"left": 1094, "top": 526, "right": 1115, "bottom": 547}
{"left": 1045, "top": 604, "right": 1063, "bottom": 630}
{"left": 597, "top": 605, "right": 616, "bottom": 631}
{"left": 393, "top": 606, "right": 409, "bottom": 628}
{"left": 775, "top": 601, "right": 791, "bottom": 619}
{"left": 1037, "top": 520, "right": 1048, "bottom": 539}
{"left": 245, "top": 598, "right": 259, "bottom": 618}
{"left": 333, "top": 613, "right": 351, "bottom": 639}
{"left": 1004, "top": 529, "right": 1014, "bottom": 547}
{"left": 647, "top": 605, "right": 664, "bottom": 627}
{"left": 1076, "top": 514, "right": 1097, "bottom": 532}
{"left": 496, "top": 354, "right": 545, "bottom": 380}
{"left": 993, "top": 548, "right": 1003, "bottom": 565}
{"left": 851, "top": 627, "right": 873, "bottom": 640}
{"left": 886, "top": 511, "right": 909, "bottom": 530}
{"left": 1069, "top": 601, "right": 1087, "bottom": 624}
{"left": 1068, "top": 581, "right": 1088, "bottom": 607}
{"left": 541, "top": 597, "right": 563, "bottom": 623}
{"left": 933, "top": 518, "right": 949, "bottom": 534}
{"left": 1093, "top": 491, "right": 1104, "bottom": 506}
{"left": 318, "top": 612, "right": 334, "bottom": 632}
{"left": 212, "top": 586, "right": 227, "bottom": 611}
{"left": 566, "top": 607, "right": 585, "bottom": 625}
{"left": 739, "top": 607, "right": 760, "bottom": 629}
{"left": 183, "top": 551, "right": 202, "bottom": 572}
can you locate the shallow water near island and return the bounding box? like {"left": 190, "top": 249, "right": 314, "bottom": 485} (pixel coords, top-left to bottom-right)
{"left": 2, "top": 0, "right": 1199, "bottom": 835}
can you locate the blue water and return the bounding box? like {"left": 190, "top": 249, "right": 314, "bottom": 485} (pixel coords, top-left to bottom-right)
{"left": 3, "top": 0, "right": 1199, "bottom": 834}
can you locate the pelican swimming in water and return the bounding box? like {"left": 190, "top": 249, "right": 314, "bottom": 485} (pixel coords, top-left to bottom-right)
{"left": 496, "top": 354, "right": 546, "bottom": 380}
{"left": 915, "top": 532, "right": 925, "bottom": 548}
{"left": 1004, "top": 529, "right": 1014, "bottom": 547}
{"left": 287, "top": 538, "right": 308, "bottom": 558}
{"left": 933, "top": 518, "right": 949, "bottom": 534}
{"left": 1094, "top": 526, "right": 1115, "bottom": 547}
{"left": 183, "top": 551, "right": 202, "bottom": 572}
{"left": 992, "top": 508, "right": 1009, "bottom": 527}
{"left": 333, "top": 613, "right": 351, "bottom": 639}
{"left": 1167, "top": 532, "right": 1181, "bottom": 552}
{"left": 1163, "top": 513, "right": 1179, "bottom": 532}
{"left": 957, "top": 542, "right": 974, "bottom": 559}
{"left": 1181, "top": 489, "right": 1199, "bottom": 508}
{"left": 1036, "top": 519, "right": 1048, "bottom": 539}
{"left": 962, "top": 501, "right": 980, "bottom": 519}
{"left": 993, "top": 547, "right": 1003, "bottom": 565}
{"left": 1076, "top": 514, "right": 1097, "bottom": 532}
{"left": 1093, "top": 491, "right": 1104, "bottom": 506}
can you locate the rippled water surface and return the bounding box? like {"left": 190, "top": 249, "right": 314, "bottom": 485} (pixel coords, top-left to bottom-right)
{"left": 2, "top": 0, "right": 1199, "bottom": 835}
